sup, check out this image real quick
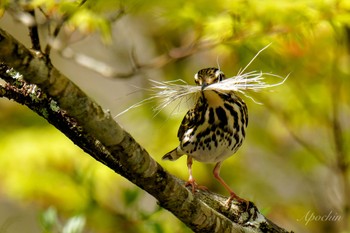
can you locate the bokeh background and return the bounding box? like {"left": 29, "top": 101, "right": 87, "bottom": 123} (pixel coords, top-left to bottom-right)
{"left": 0, "top": 0, "right": 349, "bottom": 232}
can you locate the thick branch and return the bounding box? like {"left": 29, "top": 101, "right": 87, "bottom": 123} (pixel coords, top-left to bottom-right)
{"left": 0, "top": 28, "right": 124, "bottom": 147}
{"left": 0, "top": 28, "right": 292, "bottom": 233}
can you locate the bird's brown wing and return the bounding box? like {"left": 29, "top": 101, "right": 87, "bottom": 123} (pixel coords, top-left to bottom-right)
{"left": 162, "top": 108, "right": 197, "bottom": 161}
{"left": 178, "top": 95, "right": 207, "bottom": 140}
{"left": 177, "top": 108, "right": 196, "bottom": 140}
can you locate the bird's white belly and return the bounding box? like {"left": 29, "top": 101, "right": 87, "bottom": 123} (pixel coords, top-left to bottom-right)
{"left": 190, "top": 147, "right": 234, "bottom": 163}
{"left": 181, "top": 126, "right": 240, "bottom": 163}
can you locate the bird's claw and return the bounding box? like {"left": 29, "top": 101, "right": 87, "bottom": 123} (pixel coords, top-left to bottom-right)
{"left": 185, "top": 179, "right": 208, "bottom": 194}
{"left": 225, "top": 193, "right": 250, "bottom": 210}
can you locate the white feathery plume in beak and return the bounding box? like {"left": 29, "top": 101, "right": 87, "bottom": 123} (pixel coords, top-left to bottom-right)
{"left": 116, "top": 44, "right": 288, "bottom": 117}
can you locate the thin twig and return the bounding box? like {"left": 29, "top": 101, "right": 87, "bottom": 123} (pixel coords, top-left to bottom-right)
{"left": 330, "top": 44, "right": 349, "bottom": 230}
{"left": 27, "top": 10, "right": 42, "bottom": 52}
{"left": 44, "top": 0, "right": 88, "bottom": 55}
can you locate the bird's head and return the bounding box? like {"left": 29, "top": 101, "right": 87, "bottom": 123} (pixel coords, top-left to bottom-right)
{"left": 194, "top": 67, "right": 225, "bottom": 90}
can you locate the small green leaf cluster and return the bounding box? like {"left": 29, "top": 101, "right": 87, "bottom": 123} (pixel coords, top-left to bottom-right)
{"left": 40, "top": 207, "right": 86, "bottom": 233}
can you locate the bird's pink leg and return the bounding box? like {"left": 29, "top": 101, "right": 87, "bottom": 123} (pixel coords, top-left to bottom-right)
{"left": 213, "top": 162, "right": 247, "bottom": 205}
{"left": 185, "top": 156, "right": 207, "bottom": 193}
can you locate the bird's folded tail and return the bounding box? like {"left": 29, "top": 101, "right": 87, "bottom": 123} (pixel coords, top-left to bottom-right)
{"left": 162, "top": 147, "right": 184, "bottom": 161}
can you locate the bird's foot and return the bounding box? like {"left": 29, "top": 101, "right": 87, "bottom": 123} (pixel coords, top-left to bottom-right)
{"left": 185, "top": 178, "right": 208, "bottom": 194}
{"left": 225, "top": 192, "right": 250, "bottom": 210}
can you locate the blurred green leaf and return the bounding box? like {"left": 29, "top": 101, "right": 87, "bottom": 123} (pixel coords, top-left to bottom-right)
{"left": 203, "top": 13, "right": 234, "bottom": 42}
{"left": 67, "top": 8, "right": 112, "bottom": 43}
{"left": 40, "top": 206, "right": 59, "bottom": 233}
{"left": 62, "top": 216, "right": 86, "bottom": 233}
{"left": 123, "top": 188, "right": 140, "bottom": 206}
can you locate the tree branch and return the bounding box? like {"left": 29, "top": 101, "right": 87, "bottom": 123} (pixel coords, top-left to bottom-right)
{"left": 0, "top": 28, "right": 292, "bottom": 233}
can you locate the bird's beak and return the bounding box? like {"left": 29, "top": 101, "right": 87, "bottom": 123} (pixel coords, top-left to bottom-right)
{"left": 201, "top": 82, "right": 209, "bottom": 91}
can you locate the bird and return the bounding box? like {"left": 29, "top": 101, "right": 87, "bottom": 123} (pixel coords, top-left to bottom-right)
{"left": 162, "top": 67, "right": 248, "bottom": 205}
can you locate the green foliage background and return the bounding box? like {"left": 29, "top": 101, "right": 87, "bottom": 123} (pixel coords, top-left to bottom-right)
{"left": 0, "top": 0, "right": 350, "bottom": 232}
